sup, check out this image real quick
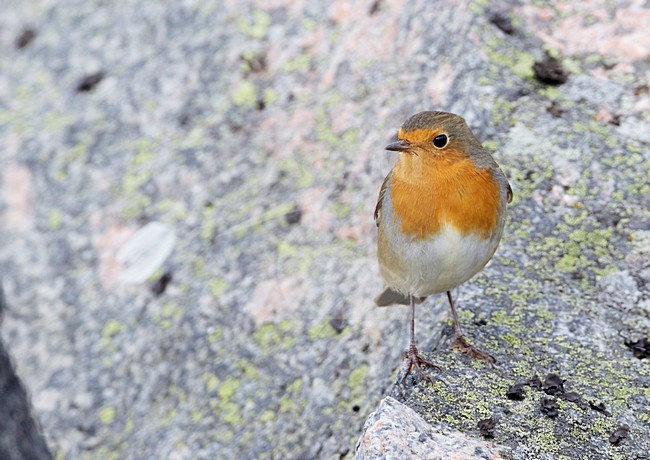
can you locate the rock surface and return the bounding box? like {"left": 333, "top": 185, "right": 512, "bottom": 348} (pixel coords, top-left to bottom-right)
{"left": 0, "top": 287, "right": 52, "bottom": 460}
{"left": 0, "top": 0, "right": 648, "bottom": 459}
{"left": 356, "top": 396, "right": 503, "bottom": 459}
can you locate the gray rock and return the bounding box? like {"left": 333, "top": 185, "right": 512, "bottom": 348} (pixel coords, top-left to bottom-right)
{"left": 564, "top": 75, "right": 624, "bottom": 105}
{"left": 0, "top": 286, "right": 52, "bottom": 460}
{"left": 597, "top": 270, "right": 641, "bottom": 309}
{"left": 356, "top": 397, "right": 504, "bottom": 459}
{"left": 0, "top": 0, "right": 648, "bottom": 458}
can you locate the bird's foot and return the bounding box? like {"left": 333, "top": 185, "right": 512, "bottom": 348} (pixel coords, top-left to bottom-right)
{"left": 401, "top": 344, "right": 440, "bottom": 383}
{"left": 452, "top": 335, "right": 496, "bottom": 364}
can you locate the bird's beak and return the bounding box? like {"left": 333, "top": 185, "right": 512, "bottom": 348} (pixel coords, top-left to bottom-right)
{"left": 385, "top": 140, "right": 411, "bottom": 152}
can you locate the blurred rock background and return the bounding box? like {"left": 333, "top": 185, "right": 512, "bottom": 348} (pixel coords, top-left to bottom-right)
{"left": 0, "top": 0, "right": 648, "bottom": 459}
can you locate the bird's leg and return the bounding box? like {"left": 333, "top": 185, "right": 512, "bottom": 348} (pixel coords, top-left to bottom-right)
{"left": 402, "top": 295, "right": 439, "bottom": 382}
{"left": 447, "top": 290, "right": 495, "bottom": 364}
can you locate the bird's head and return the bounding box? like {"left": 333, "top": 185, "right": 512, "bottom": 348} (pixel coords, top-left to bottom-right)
{"left": 385, "top": 111, "right": 481, "bottom": 159}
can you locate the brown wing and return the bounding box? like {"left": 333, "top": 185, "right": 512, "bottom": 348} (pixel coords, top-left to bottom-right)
{"left": 374, "top": 173, "right": 391, "bottom": 227}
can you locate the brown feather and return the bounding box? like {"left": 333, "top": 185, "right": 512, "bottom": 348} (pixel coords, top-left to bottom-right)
{"left": 374, "top": 173, "right": 391, "bottom": 227}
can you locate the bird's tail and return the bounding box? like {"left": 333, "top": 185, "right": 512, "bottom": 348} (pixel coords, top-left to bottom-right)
{"left": 374, "top": 287, "right": 426, "bottom": 306}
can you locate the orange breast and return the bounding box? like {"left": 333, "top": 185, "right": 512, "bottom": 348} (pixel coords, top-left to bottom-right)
{"left": 390, "top": 154, "right": 500, "bottom": 240}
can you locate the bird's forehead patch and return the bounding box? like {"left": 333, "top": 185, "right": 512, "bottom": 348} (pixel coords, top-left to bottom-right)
{"left": 397, "top": 127, "right": 445, "bottom": 144}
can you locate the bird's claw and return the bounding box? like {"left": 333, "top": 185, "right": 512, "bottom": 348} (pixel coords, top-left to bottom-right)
{"left": 400, "top": 345, "right": 440, "bottom": 383}
{"left": 452, "top": 335, "right": 496, "bottom": 364}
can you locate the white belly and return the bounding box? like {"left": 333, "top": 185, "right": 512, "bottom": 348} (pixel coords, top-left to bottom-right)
{"left": 378, "top": 216, "right": 503, "bottom": 297}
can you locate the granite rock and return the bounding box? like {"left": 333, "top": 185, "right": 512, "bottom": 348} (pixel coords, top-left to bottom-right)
{"left": 0, "top": 0, "right": 648, "bottom": 458}
{"left": 356, "top": 397, "right": 503, "bottom": 460}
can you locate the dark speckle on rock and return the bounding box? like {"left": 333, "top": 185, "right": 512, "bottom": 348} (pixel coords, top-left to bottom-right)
{"left": 540, "top": 397, "right": 559, "bottom": 418}
{"left": 547, "top": 101, "right": 566, "bottom": 117}
{"left": 76, "top": 71, "right": 105, "bottom": 92}
{"left": 506, "top": 382, "right": 526, "bottom": 400}
{"left": 588, "top": 400, "right": 611, "bottom": 416}
{"left": 608, "top": 113, "right": 621, "bottom": 126}
{"left": 517, "top": 88, "right": 531, "bottom": 97}
{"left": 285, "top": 204, "right": 302, "bottom": 225}
{"left": 559, "top": 391, "right": 580, "bottom": 403}
{"left": 633, "top": 84, "right": 649, "bottom": 96}
{"left": 16, "top": 27, "right": 37, "bottom": 49}
{"left": 241, "top": 52, "right": 267, "bottom": 73}
{"left": 151, "top": 272, "right": 172, "bottom": 296}
{"left": 594, "top": 209, "right": 622, "bottom": 228}
{"left": 368, "top": 0, "right": 382, "bottom": 15}
{"left": 489, "top": 12, "right": 515, "bottom": 35}
{"left": 178, "top": 113, "right": 192, "bottom": 127}
{"left": 569, "top": 270, "right": 585, "bottom": 280}
{"left": 335, "top": 171, "right": 350, "bottom": 193}
{"left": 542, "top": 373, "right": 565, "bottom": 395}
{"left": 609, "top": 424, "right": 629, "bottom": 446}
{"left": 559, "top": 391, "right": 585, "bottom": 408}
{"left": 624, "top": 338, "right": 650, "bottom": 359}
{"left": 477, "top": 416, "right": 497, "bottom": 438}
{"left": 528, "top": 374, "right": 542, "bottom": 390}
{"left": 329, "top": 317, "right": 347, "bottom": 334}
{"left": 534, "top": 54, "right": 569, "bottom": 85}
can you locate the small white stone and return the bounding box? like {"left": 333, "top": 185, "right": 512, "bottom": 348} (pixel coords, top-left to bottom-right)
{"left": 116, "top": 222, "right": 176, "bottom": 283}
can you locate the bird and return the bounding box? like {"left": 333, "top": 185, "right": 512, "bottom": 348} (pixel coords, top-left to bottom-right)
{"left": 374, "top": 111, "right": 512, "bottom": 381}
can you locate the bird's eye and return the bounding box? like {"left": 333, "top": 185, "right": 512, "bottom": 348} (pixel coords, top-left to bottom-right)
{"left": 432, "top": 134, "right": 448, "bottom": 149}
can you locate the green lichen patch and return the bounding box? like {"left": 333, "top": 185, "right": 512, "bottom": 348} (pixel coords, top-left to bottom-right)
{"left": 396, "top": 279, "right": 650, "bottom": 459}
{"left": 100, "top": 320, "right": 126, "bottom": 350}
{"left": 237, "top": 10, "right": 271, "bottom": 39}
{"left": 252, "top": 319, "right": 301, "bottom": 350}
{"left": 484, "top": 34, "right": 536, "bottom": 82}
{"left": 349, "top": 364, "right": 369, "bottom": 389}
{"left": 308, "top": 319, "right": 342, "bottom": 340}
{"left": 99, "top": 406, "right": 117, "bottom": 425}
{"left": 153, "top": 301, "right": 183, "bottom": 330}
{"left": 203, "top": 373, "right": 220, "bottom": 393}
{"left": 282, "top": 53, "right": 311, "bottom": 73}
{"left": 48, "top": 209, "right": 63, "bottom": 230}
{"left": 231, "top": 80, "right": 258, "bottom": 107}
{"left": 209, "top": 278, "right": 229, "bottom": 299}
{"left": 532, "top": 215, "right": 617, "bottom": 284}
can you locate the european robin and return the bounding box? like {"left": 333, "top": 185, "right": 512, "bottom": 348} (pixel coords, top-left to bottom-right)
{"left": 374, "top": 111, "right": 512, "bottom": 381}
